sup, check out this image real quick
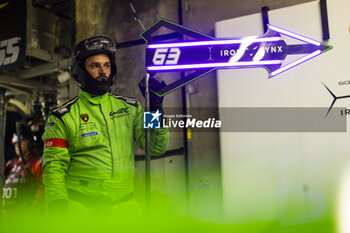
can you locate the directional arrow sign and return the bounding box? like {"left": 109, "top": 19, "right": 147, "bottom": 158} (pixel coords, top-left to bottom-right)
{"left": 139, "top": 19, "right": 332, "bottom": 97}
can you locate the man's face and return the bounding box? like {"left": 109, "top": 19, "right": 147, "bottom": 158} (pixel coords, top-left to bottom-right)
{"left": 14, "top": 139, "right": 30, "bottom": 158}
{"left": 85, "top": 54, "right": 111, "bottom": 81}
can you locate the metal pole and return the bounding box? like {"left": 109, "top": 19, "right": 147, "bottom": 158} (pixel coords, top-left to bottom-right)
{"left": 178, "top": 0, "right": 191, "bottom": 204}
{"left": 145, "top": 72, "right": 151, "bottom": 209}
{"left": 0, "top": 88, "right": 6, "bottom": 215}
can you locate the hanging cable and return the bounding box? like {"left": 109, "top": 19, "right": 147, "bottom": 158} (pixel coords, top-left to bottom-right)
{"left": 129, "top": 1, "right": 146, "bottom": 31}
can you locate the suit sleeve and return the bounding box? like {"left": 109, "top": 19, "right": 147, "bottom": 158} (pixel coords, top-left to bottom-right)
{"left": 41, "top": 114, "right": 70, "bottom": 203}
{"left": 134, "top": 101, "right": 169, "bottom": 156}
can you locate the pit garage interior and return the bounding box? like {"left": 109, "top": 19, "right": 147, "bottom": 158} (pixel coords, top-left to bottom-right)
{"left": 1, "top": 0, "right": 350, "bottom": 232}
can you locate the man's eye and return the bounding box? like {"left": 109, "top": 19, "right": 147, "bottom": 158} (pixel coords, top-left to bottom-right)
{"left": 104, "top": 63, "right": 111, "bottom": 68}
{"left": 89, "top": 64, "right": 99, "bottom": 69}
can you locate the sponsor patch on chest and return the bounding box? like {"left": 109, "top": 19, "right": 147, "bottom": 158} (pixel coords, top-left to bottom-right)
{"left": 80, "top": 113, "right": 89, "bottom": 122}
{"left": 80, "top": 131, "right": 98, "bottom": 138}
{"left": 46, "top": 122, "right": 54, "bottom": 127}
{"left": 80, "top": 122, "right": 97, "bottom": 131}
{"left": 110, "top": 107, "right": 129, "bottom": 118}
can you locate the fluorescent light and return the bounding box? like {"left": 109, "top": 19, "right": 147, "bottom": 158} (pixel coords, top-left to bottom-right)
{"left": 270, "top": 50, "right": 321, "bottom": 77}
{"left": 147, "top": 37, "right": 282, "bottom": 48}
{"left": 268, "top": 25, "right": 321, "bottom": 46}
{"left": 147, "top": 60, "right": 283, "bottom": 71}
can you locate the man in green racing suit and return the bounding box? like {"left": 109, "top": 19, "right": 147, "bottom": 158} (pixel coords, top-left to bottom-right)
{"left": 42, "top": 35, "right": 169, "bottom": 213}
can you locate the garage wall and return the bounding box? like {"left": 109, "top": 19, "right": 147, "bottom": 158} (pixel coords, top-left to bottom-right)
{"left": 217, "top": 0, "right": 350, "bottom": 227}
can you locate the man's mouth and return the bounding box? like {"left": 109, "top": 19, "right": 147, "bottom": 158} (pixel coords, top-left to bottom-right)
{"left": 96, "top": 76, "right": 108, "bottom": 81}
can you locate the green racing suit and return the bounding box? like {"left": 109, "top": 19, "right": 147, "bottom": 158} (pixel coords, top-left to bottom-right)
{"left": 42, "top": 89, "right": 169, "bottom": 204}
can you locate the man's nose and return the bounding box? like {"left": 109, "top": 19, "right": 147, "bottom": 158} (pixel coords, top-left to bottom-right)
{"left": 99, "top": 66, "right": 106, "bottom": 74}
